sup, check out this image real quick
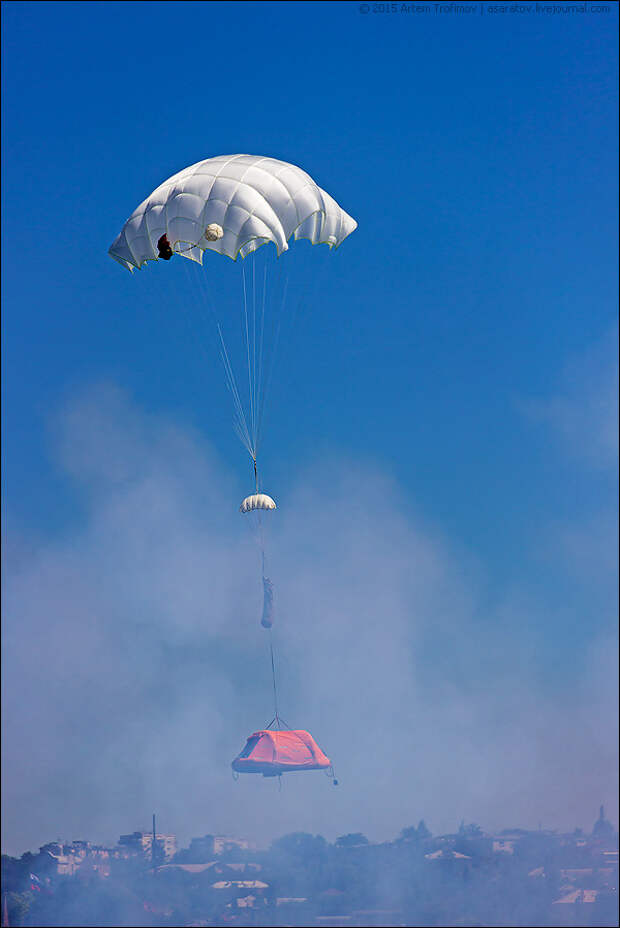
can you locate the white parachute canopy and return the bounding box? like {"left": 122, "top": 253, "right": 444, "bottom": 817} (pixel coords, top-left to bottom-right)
{"left": 240, "top": 493, "right": 277, "bottom": 514}
{"left": 108, "top": 154, "right": 357, "bottom": 271}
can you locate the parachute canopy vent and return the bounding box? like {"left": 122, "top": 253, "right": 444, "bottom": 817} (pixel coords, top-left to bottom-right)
{"left": 232, "top": 729, "right": 331, "bottom": 777}
{"left": 240, "top": 493, "right": 276, "bottom": 513}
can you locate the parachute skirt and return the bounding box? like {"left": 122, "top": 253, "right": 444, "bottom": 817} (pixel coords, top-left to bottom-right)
{"left": 232, "top": 729, "right": 331, "bottom": 777}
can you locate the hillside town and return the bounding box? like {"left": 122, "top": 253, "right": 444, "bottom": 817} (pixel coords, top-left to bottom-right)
{"left": 1, "top": 806, "right": 617, "bottom": 927}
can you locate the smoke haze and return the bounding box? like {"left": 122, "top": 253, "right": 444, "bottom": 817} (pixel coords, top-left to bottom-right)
{"left": 2, "top": 373, "right": 618, "bottom": 856}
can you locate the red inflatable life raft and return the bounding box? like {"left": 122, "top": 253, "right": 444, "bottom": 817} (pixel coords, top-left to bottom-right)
{"left": 232, "top": 729, "right": 331, "bottom": 777}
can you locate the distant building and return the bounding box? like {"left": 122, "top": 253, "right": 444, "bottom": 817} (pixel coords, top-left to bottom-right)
{"left": 118, "top": 832, "right": 145, "bottom": 853}
{"left": 39, "top": 842, "right": 63, "bottom": 857}
{"left": 560, "top": 868, "right": 594, "bottom": 883}
{"left": 553, "top": 889, "right": 599, "bottom": 904}
{"left": 601, "top": 849, "right": 619, "bottom": 864}
{"left": 70, "top": 841, "right": 90, "bottom": 853}
{"left": 54, "top": 853, "right": 80, "bottom": 876}
{"left": 592, "top": 805, "right": 615, "bottom": 840}
{"left": 212, "top": 835, "right": 251, "bottom": 855}
{"left": 212, "top": 879, "right": 268, "bottom": 890}
{"left": 39, "top": 844, "right": 80, "bottom": 876}
{"left": 118, "top": 831, "right": 177, "bottom": 860}
{"left": 157, "top": 862, "right": 216, "bottom": 875}
{"left": 492, "top": 839, "right": 515, "bottom": 854}
{"left": 37, "top": 841, "right": 113, "bottom": 877}
{"left": 425, "top": 849, "right": 471, "bottom": 861}
{"left": 180, "top": 834, "right": 251, "bottom": 857}
{"left": 187, "top": 834, "right": 215, "bottom": 859}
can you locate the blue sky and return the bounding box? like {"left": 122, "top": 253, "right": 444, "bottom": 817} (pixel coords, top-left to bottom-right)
{"left": 1, "top": 2, "right": 618, "bottom": 853}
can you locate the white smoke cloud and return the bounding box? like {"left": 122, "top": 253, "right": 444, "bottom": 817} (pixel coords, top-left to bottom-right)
{"left": 2, "top": 382, "right": 617, "bottom": 856}
{"left": 523, "top": 325, "right": 619, "bottom": 471}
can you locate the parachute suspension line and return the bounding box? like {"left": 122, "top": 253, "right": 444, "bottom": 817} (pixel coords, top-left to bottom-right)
{"left": 241, "top": 254, "right": 279, "bottom": 484}
{"left": 175, "top": 259, "right": 252, "bottom": 444}
{"left": 179, "top": 251, "right": 288, "bottom": 485}
{"left": 247, "top": 253, "right": 273, "bottom": 465}
{"left": 179, "top": 250, "right": 289, "bottom": 481}
{"left": 252, "top": 257, "right": 257, "bottom": 449}
{"left": 216, "top": 323, "right": 254, "bottom": 456}
{"left": 180, "top": 258, "right": 255, "bottom": 460}
{"left": 268, "top": 630, "right": 280, "bottom": 731}
{"left": 256, "top": 509, "right": 264, "bottom": 568}
{"left": 263, "top": 512, "right": 282, "bottom": 734}
{"left": 255, "top": 263, "right": 267, "bottom": 456}
{"left": 241, "top": 265, "right": 256, "bottom": 461}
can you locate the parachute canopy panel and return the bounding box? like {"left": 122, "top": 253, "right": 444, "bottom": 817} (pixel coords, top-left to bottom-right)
{"left": 240, "top": 493, "right": 276, "bottom": 514}
{"left": 108, "top": 154, "right": 357, "bottom": 272}
{"left": 232, "top": 729, "right": 331, "bottom": 777}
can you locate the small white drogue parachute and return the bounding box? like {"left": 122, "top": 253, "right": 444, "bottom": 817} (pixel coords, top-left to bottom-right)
{"left": 240, "top": 494, "right": 277, "bottom": 629}
{"left": 239, "top": 493, "right": 277, "bottom": 514}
